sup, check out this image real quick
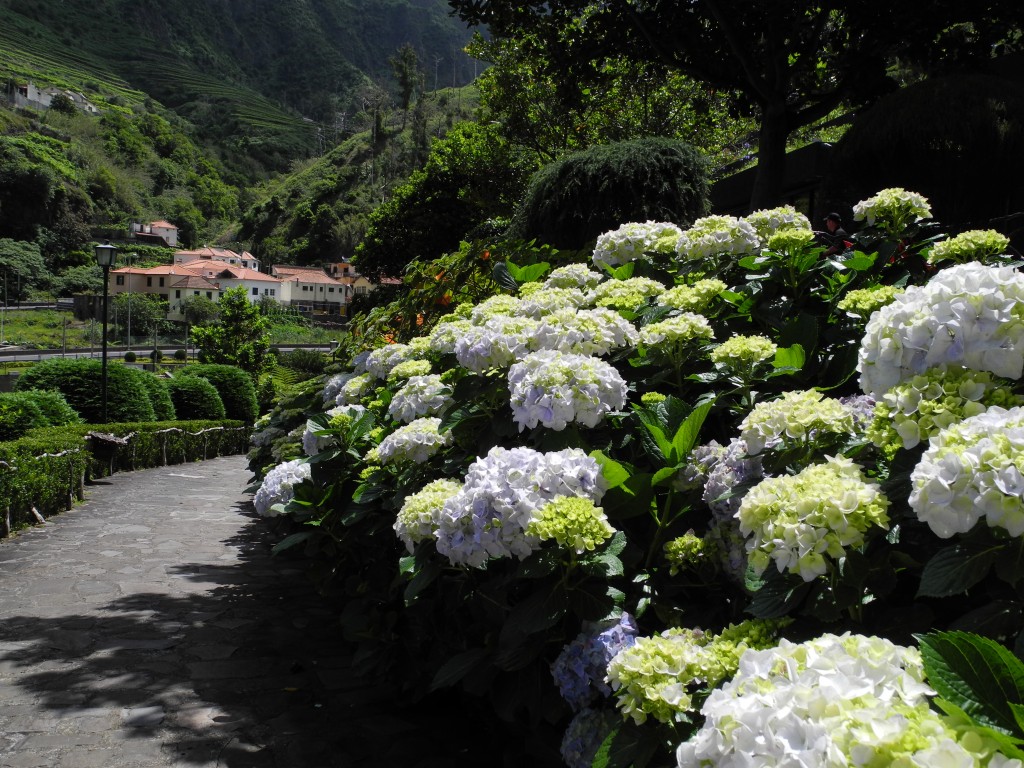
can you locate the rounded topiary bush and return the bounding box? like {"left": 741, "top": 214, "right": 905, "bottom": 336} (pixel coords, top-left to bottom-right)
{"left": 167, "top": 375, "right": 226, "bottom": 420}
{"left": 14, "top": 358, "right": 155, "bottom": 423}
{"left": 20, "top": 389, "right": 81, "bottom": 427}
{"left": 510, "top": 137, "right": 711, "bottom": 250}
{"left": 0, "top": 392, "right": 47, "bottom": 441}
{"left": 180, "top": 363, "right": 259, "bottom": 422}
{"left": 173, "top": 349, "right": 187, "bottom": 362}
{"left": 124, "top": 367, "right": 176, "bottom": 421}
{"left": 150, "top": 348, "right": 163, "bottom": 362}
{"left": 124, "top": 351, "right": 137, "bottom": 363}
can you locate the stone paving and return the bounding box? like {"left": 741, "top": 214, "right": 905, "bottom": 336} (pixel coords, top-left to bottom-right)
{"left": 0, "top": 456, "right": 448, "bottom": 768}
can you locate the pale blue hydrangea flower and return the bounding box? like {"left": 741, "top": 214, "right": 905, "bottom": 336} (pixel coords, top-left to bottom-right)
{"left": 434, "top": 446, "right": 606, "bottom": 568}
{"left": 253, "top": 459, "right": 312, "bottom": 517}
{"left": 592, "top": 221, "right": 683, "bottom": 269}
{"left": 388, "top": 374, "right": 453, "bottom": 424}
{"left": 376, "top": 417, "right": 451, "bottom": 465}
{"left": 453, "top": 315, "right": 540, "bottom": 372}
{"left": 551, "top": 613, "right": 639, "bottom": 710}
{"left": 561, "top": 709, "right": 618, "bottom": 768}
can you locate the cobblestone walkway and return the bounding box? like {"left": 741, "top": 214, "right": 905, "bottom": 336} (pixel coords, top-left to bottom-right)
{"left": 0, "top": 456, "right": 432, "bottom": 768}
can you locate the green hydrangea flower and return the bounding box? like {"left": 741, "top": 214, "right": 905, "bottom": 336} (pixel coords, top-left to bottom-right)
{"left": 766, "top": 228, "right": 817, "bottom": 253}
{"left": 868, "top": 365, "right": 1024, "bottom": 452}
{"left": 739, "top": 389, "right": 856, "bottom": 455}
{"left": 639, "top": 313, "right": 714, "bottom": 347}
{"left": 607, "top": 619, "right": 779, "bottom": 725}
{"left": 387, "top": 359, "right": 433, "bottom": 381}
{"left": 744, "top": 205, "right": 811, "bottom": 244}
{"left": 738, "top": 456, "right": 890, "bottom": 582}
{"left": 640, "top": 392, "right": 667, "bottom": 406}
{"left": 710, "top": 335, "right": 778, "bottom": 377}
{"left": 837, "top": 285, "right": 905, "bottom": 319}
{"left": 852, "top": 187, "right": 932, "bottom": 237}
{"left": 394, "top": 478, "right": 462, "bottom": 553}
{"left": 526, "top": 497, "right": 615, "bottom": 553}
{"left": 927, "top": 229, "right": 1011, "bottom": 265}
{"left": 588, "top": 277, "right": 666, "bottom": 311}
{"left": 518, "top": 280, "right": 544, "bottom": 297}
{"left": 664, "top": 533, "right": 708, "bottom": 575}
{"left": 657, "top": 279, "right": 727, "bottom": 313}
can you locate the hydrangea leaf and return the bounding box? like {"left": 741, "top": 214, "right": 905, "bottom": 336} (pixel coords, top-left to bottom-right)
{"left": 491, "top": 260, "right": 519, "bottom": 291}
{"left": 917, "top": 543, "right": 1000, "bottom": 598}
{"left": 771, "top": 343, "right": 805, "bottom": 371}
{"left": 996, "top": 538, "right": 1024, "bottom": 586}
{"left": 505, "top": 259, "right": 550, "bottom": 283}
{"left": 270, "top": 530, "right": 315, "bottom": 556}
{"left": 746, "top": 570, "right": 811, "bottom": 618}
{"left": 918, "top": 630, "right": 1024, "bottom": 736}
{"left": 570, "top": 583, "right": 625, "bottom": 622}
{"left": 591, "top": 721, "right": 660, "bottom": 768}
{"left": 429, "top": 647, "right": 492, "bottom": 691}
{"left": 670, "top": 400, "right": 713, "bottom": 461}
{"left": 590, "top": 450, "right": 632, "bottom": 489}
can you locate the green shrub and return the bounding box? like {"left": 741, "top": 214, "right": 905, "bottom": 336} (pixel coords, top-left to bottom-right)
{"left": 124, "top": 351, "right": 137, "bottom": 362}
{"left": 279, "top": 348, "right": 327, "bottom": 377}
{"left": 173, "top": 349, "right": 187, "bottom": 361}
{"left": 0, "top": 392, "right": 47, "bottom": 441}
{"left": 14, "top": 358, "right": 155, "bottom": 423}
{"left": 19, "top": 389, "right": 81, "bottom": 427}
{"left": 150, "top": 348, "right": 163, "bottom": 362}
{"left": 510, "top": 137, "right": 710, "bottom": 249}
{"left": 180, "top": 363, "right": 258, "bottom": 423}
{"left": 167, "top": 376, "right": 226, "bottom": 420}
{"left": 124, "top": 368, "right": 175, "bottom": 421}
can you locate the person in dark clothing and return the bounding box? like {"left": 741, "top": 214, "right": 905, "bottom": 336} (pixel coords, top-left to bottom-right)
{"left": 821, "top": 212, "right": 849, "bottom": 257}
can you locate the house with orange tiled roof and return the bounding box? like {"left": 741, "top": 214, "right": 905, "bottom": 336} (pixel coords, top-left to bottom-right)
{"left": 272, "top": 265, "right": 348, "bottom": 315}
{"left": 132, "top": 220, "right": 180, "bottom": 248}
{"left": 174, "top": 246, "right": 260, "bottom": 271}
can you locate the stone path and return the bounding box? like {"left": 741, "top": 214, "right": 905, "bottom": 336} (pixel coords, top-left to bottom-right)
{"left": 0, "top": 456, "right": 449, "bottom": 768}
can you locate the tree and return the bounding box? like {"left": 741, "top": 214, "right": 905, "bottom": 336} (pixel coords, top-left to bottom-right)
{"left": 0, "top": 239, "right": 48, "bottom": 301}
{"left": 112, "top": 292, "right": 166, "bottom": 336}
{"left": 180, "top": 295, "right": 220, "bottom": 327}
{"left": 190, "top": 286, "right": 272, "bottom": 378}
{"left": 447, "top": 0, "right": 1022, "bottom": 210}
{"left": 390, "top": 43, "right": 421, "bottom": 124}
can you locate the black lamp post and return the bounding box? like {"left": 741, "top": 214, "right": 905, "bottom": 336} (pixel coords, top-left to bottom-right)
{"left": 95, "top": 241, "right": 117, "bottom": 422}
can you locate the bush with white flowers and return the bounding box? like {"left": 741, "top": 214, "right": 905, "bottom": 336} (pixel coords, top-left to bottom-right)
{"left": 253, "top": 458, "right": 312, "bottom": 517}
{"left": 592, "top": 221, "right": 684, "bottom": 269}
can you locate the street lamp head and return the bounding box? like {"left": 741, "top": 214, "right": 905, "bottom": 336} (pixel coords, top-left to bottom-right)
{"left": 94, "top": 241, "right": 118, "bottom": 268}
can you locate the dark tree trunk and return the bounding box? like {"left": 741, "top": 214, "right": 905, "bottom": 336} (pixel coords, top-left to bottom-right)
{"left": 749, "top": 102, "right": 789, "bottom": 212}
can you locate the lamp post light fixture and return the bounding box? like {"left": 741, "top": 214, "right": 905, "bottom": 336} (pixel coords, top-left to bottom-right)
{"left": 94, "top": 241, "right": 118, "bottom": 423}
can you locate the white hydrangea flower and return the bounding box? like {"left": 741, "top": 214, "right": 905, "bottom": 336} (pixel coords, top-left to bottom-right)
{"left": 508, "top": 350, "right": 628, "bottom": 431}
{"left": 454, "top": 315, "right": 540, "bottom": 372}
{"left": 520, "top": 287, "right": 589, "bottom": 318}
{"left": 676, "top": 215, "right": 760, "bottom": 261}
{"left": 302, "top": 404, "right": 366, "bottom": 456}
{"left": 587, "top": 277, "right": 666, "bottom": 311}
{"left": 434, "top": 446, "right": 606, "bottom": 568}
{"left": 365, "top": 343, "right": 425, "bottom": 380}
{"left": 657, "top": 279, "right": 727, "bottom": 313}
{"left": 928, "top": 229, "right": 1010, "bottom": 265}
{"left": 544, "top": 263, "right": 605, "bottom": 291}
{"left": 676, "top": 633, "right": 963, "bottom": 768}
{"left": 394, "top": 478, "right": 462, "bottom": 553}
{"left": 350, "top": 349, "right": 372, "bottom": 374}
{"left": 335, "top": 372, "right": 376, "bottom": 405}
{"left": 428, "top": 317, "right": 473, "bottom": 355}
{"left": 858, "top": 262, "right": 1024, "bottom": 399}
{"left": 322, "top": 373, "right": 354, "bottom": 404}
{"left": 252, "top": 459, "right": 312, "bottom": 517}
{"left": 743, "top": 205, "right": 812, "bottom": 246}
{"left": 853, "top": 187, "right": 932, "bottom": 234}
{"left": 737, "top": 456, "right": 890, "bottom": 582}
{"left": 376, "top": 417, "right": 451, "bottom": 465}
{"left": 592, "top": 221, "right": 683, "bottom": 269}
{"left": 639, "top": 313, "right": 714, "bottom": 348}
{"left": 470, "top": 294, "right": 524, "bottom": 324}
{"left": 530, "top": 307, "right": 639, "bottom": 357}
{"left": 739, "top": 390, "right": 857, "bottom": 455}
{"left": 388, "top": 374, "right": 453, "bottom": 424}
{"left": 910, "top": 406, "right": 1024, "bottom": 538}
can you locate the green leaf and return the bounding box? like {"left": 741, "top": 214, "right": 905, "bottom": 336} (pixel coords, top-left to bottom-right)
{"left": 772, "top": 343, "right": 806, "bottom": 370}
{"left": 917, "top": 544, "right": 1000, "bottom": 598}
{"left": 601, "top": 473, "right": 654, "bottom": 520}
{"left": 604, "top": 531, "right": 627, "bottom": 558}
{"left": 996, "top": 538, "right": 1024, "bottom": 585}
{"left": 611, "top": 262, "right": 635, "bottom": 280}
{"left": 271, "top": 530, "right": 315, "bottom": 555}
{"left": 580, "top": 551, "right": 624, "bottom": 578}
{"left": 492, "top": 261, "right": 518, "bottom": 291}
{"left": 933, "top": 699, "right": 1024, "bottom": 759}
{"left": 506, "top": 260, "right": 550, "bottom": 283}
{"left": 515, "top": 549, "right": 561, "bottom": 579}
{"left": 634, "top": 410, "right": 672, "bottom": 461}
{"left": 918, "top": 630, "right": 1024, "bottom": 735}
{"left": 404, "top": 559, "right": 441, "bottom": 602}
{"left": 502, "top": 585, "right": 569, "bottom": 637}
{"left": 590, "top": 450, "right": 631, "bottom": 489}
{"left": 841, "top": 252, "right": 878, "bottom": 271}
{"left": 570, "top": 583, "right": 625, "bottom": 622}
{"left": 651, "top": 466, "right": 679, "bottom": 487}
{"left": 591, "top": 721, "right": 662, "bottom": 768}
{"left": 430, "top": 648, "right": 491, "bottom": 691}
{"left": 670, "top": 399, "right": 713, "bottom": 461}
{"left": 747, "top": 571, "right": 811, "bottom": 618}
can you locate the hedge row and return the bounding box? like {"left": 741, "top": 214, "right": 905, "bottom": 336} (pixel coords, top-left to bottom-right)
{"left": 0, "top": 420, "right": 250, "bottom": 536}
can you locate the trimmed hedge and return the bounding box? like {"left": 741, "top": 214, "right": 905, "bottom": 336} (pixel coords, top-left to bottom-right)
{"left": 126, "top": 368, "right": 176, "bottom": 421}
{"left": 21, "top": 389, "right": 81, "bottom": 428}
{"left": 14, "top": 358, "right": 155, "bottom": 423}
{"left": 0, "top": 392, "right": 46, "bottom": 442}
{"left": 0, "top": 420, "right": 250, "bottom": 535}
{"left": 167, "top": 376, "right": 226, "bottom": 420}
{"left": 179, "top": 364, "right": 259, "bottom": 423}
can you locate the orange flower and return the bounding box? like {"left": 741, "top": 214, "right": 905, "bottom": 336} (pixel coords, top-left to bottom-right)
{"left": 481, "top": 250, "right": 490, "bottom": 261}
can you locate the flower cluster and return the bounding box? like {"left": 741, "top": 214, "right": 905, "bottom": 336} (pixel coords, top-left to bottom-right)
{"left": 868, "top": 366, "right": 1023, "bottom": 451}
{"left": 592, "top": 221, "right": 683, "bottom": 268}
{"left": 675, "top": 215, "right": 759, "bottom": 261}
{"left": 561, "top": 709, "right": 618, "bottom": 768}
{"left": 526, "top": 497, "right": 615, "bottom": 553}
{"left": 335, "top": 372, "right": 375, "bottom": 405}
{"left": 470, "top": 294, "right": 523, "bottom": 323}
{"left": 428, "top": 317, "right": 472, "bottom": 355}
{"left": 531, "top": 307, "right": 639, "bottom": 357}
{"left": 738, "top": 389, "right": 856, "bottom": 455}
{"left": 508, "top": 350, "right": 628, "bottom": 431}
{"left": 587, "top": 276, "right": 666, "bottom": 311}
{"left": 545, "top": 263, "right": 605, "bottom": 291}
{"left": 737, "top": 456, "right": 890, "bottom": 581}
{"left": 743, "top": 205, "right": 811, "bottom": 245}
{"left": 837, "top": 284, "right": 905, "bottom": 319}
{"left": 454, "top": 315, "right": 540, "bottom": 372}
{"left": 433, "top": 446, "right": 606, "bottom": 567}
{"left": 766, "top": 227, "right": 817, "bottom": 253}
{"left": 365, "top": 342, "right": 426, "bottom": 380}
{"left": 607, "top": 620, "right": 778, "bottom": 725}
{"left": 551, "top": 613, "right": 639, "bottom": 710}
{"left": 664, "top": 532, "right": 709, "bottom": 575}
{"left": 657, "top": 279, "right": 727, "bottom": 313}
{"left": 853, "top": 186, "right": 932, "bottom": 235}
{"left": 376, "top": 417, "right": 451, "bottom": 465}
{"left": 710, "top": 335, "right": 777, "bottom": 377}
{"left": 322, "top": 373, "right": 354, "bottom": 404}
{"left": 676, "top": 633, "right": 969, "bottom": 768}
{"left": 639, "top": 313, "right": 714, "bottom": 349}
{"left": 519, "top": 287, "right": 589, "bottom": 318}
{"left": 388, "top": 374, "right": 453, "bottom": 424}
{"left": 858, "top": 262, "right": 1024, "bottom": 398}
{"left": 386, "top": 359, "right": 432, "bottom": 382}
{"left": 302, "top": 404, "right": 365, "bottom": 456}
{"left": 394, "top": 478, "right": 462, "bottom": 553}
{"left": 928, "top": 229, "right": 1011, "bottom": 265}
{"left": 910, "top": 406, "right": 1024, "bottom": 538}
{"left": 253, "top": 459, "right": 311, "bottom": 517}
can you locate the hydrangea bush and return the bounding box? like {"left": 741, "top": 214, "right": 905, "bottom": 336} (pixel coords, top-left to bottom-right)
{"left": 248, "top": 189, "right": 1024, "bottom": 768}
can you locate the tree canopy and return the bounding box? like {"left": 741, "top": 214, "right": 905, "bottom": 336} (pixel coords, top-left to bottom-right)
{"left": 447, "top": 0, "right": 1023, "bottom": 210}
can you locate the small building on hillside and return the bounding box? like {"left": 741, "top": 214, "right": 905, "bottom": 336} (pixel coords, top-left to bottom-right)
{"left": 272, "top": 265, "right": 348, "bottom": 314}
{"left": 132, "top": 220, "right": 180, "bottom": 248}
{"left": 174, "top": 246, "right": 261, "bottom": 272}
{"left": 12, "top": 82, "right": 99, "bottom": 114}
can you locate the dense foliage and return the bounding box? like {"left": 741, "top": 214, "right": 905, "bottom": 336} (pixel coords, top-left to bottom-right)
{"left": 179, "top": 363, "right": 259, "bottom": 423}
{"left": 167, "top": 376, "right": 227, "bottom": 421}
{"left": 14, "top": 358, "right": 159, "bottom": 423}
{"left": 190, "top": 286, "right": 272, "bottom": 378}
{"left": 250, "top": 188, "right": 1024, "bottom": 766}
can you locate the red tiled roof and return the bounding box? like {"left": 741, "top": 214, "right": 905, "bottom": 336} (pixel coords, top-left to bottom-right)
{"left": 170, "top": 275, "right": 220, "bottom": 290}
{"left": 148, "top": 220, "right": 177, "bottom": 229}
